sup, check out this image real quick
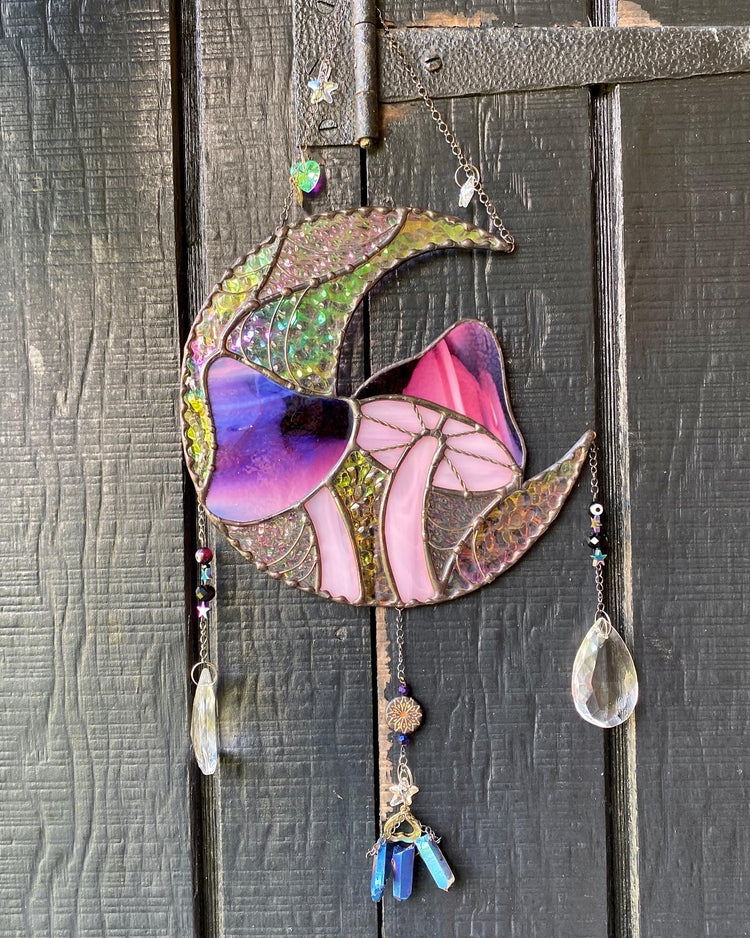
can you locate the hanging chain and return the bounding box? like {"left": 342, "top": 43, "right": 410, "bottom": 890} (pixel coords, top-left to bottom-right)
{"left": 376, "top": 8, "right": 514, "bottom": 247}
{"left": 191, "top": 504, "right": 217, "bottom": 685}
{"left": 588, "top": 439, "right": 610, "bottom": 631}
{"left": 394, "top": 607, "right": 406, "bottom": 686}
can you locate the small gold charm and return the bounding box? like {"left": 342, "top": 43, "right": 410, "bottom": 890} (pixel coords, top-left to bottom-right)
{"left": 385, "top": 696, "right": 422, "bottom": 734}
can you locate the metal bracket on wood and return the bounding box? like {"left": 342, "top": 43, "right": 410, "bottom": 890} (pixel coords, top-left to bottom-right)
{"left": 292, "top": 14, "right": 750, "bottom": 147}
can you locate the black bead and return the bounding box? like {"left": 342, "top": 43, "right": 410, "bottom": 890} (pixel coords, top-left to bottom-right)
{"left": 587, "top": 535, "right": 608, "bottom": 549}
{"left": 195, "top": 584, "right": 216, "bottom": 601}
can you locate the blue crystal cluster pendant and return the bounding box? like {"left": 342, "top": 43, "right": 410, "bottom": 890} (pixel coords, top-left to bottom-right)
{"left": 370, "top": 798, "right": 455, "bottom": 902}
{"left": 369, "top": 626, "right": 455, "bottom": 902}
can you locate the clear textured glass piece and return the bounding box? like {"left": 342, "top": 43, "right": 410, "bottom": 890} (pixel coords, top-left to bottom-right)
{"left": 415, "top": 834, "right": 455, "bottom": 891}
{"left": 370, "top": 840, "right": 394, "bottom": 902}
{"left": 571, "top": 619, "right": 638, "bottom": 728}
{"left": 191, "top": 666, "right": 218, "bottom": 775}
{"left": 392, "top": 843, "right": 416, "bottom": 901}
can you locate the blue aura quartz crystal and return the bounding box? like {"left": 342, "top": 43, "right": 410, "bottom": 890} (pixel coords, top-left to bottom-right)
{"left": 415, "top": 834, "right": 455, "bottom": 891}
{"left": 392, "top": 843, "right": 416, "bottom": 901}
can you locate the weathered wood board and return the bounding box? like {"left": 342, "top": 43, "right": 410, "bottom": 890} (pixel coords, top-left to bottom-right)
{"left": 367, "top": 87, "right": 606, "bottom": 937}
{"left": 622, "top": 74, "right": 750, "bottom": 936}
{"left": 2, "top": 0, "right": 750, "bottom": 935}
{"left": 0, "top": 1, "right": 195, "bottom": 936}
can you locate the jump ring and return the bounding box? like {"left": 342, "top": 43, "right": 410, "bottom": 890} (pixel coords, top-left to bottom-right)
{"left": 454, "top": 163, "right": 481, "bottom": 188}
{"left": 191, "top": 660, "right": 218, "bottom": 686}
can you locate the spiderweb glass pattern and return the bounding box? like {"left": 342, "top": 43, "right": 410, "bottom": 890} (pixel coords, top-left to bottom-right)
{"left": 445, "top": 436, "right": 592, "bottom": 596}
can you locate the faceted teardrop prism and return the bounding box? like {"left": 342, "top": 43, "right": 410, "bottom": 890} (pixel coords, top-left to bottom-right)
{"left": 571, "top": 619, "right": 638, "bottom": 728}
{"left": 191, "top": 666, "right": 218, "bottom": 775}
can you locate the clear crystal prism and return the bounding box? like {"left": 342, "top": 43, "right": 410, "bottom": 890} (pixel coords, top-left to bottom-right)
{"left": 191, "top": 666, "right": 218, "bottom": 774}
{"left": 571, "top": 618, "right": 638, "bottom": 728}
{"left": 458, "top": 177, "right": 476, "bottom": 207}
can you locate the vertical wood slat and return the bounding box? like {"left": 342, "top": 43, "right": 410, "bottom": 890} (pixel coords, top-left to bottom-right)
{"left": 367, "top": 86, "right": 607, "bottom": 936}
{"left": 193, "top": 1, "right": 375, "bottom": 935}
{"left": 590, "top": 3, "right": 642, "bottom": 938}
{"left": 171, "top": 0, "right": 223, "bottom": 934}
{"left": 621, "top": 74, "right": 750, "bottom": 937}
{"left": 0, "top": 2, "right": 194, "bottom": 936}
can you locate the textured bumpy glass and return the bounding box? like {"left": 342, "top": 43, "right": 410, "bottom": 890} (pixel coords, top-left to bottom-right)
{"left": 181, "top": 207, "right": 593, "bottom": 607}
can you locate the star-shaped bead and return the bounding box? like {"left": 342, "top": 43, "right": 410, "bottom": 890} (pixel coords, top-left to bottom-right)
{"left": 308, "top": 61, "right": 338, "bottom": 105}
{"left": 389, "top": 781, "right": 419, "bottom": 807}
{"left": 196, "top": 602, "right": 210, "bottom": 618}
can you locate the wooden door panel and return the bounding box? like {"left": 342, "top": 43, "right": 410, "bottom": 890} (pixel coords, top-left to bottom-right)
{"left": 195, "top": 2, "right": 376, "bottom": 935}
{"left": 367, "top": 88, "right": 606, "bottom": 937}
{"left": 0, "top": 2, "right": 194, "bottom": 936}
{"left": 622, "top": 74, "right": 750, "bottom": 936}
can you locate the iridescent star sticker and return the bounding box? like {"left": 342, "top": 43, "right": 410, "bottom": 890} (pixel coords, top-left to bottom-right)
{"left": 389, "top": 780, "right": 419, "bottom": 807}
{"left": 308, "top": 60, "right": 338, "bottom": 105}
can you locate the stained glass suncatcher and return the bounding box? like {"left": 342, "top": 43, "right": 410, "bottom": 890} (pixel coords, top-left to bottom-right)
{"left": 181, "top": 207, "right": 593, "bottom": 607}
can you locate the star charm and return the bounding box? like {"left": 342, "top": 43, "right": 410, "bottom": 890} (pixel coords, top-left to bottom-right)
{"left": 196, "top": 602, "right": 210, "bottom": 618}
{"left": 389, "top": 782, "right": 419, "bottom": 807}
{"left": 308, "top": 61, "right": 338, "bottom": 105}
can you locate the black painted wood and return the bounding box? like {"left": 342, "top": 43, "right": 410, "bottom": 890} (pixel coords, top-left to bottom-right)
{"left": 0, "top": 1, "right": 195, "bottom": 935}
{"left": 621, "top": 74, "right": 750, "bottom": 937}
{"left": 193, "top": 3, "right": 376, "bottom": 936}
{"left": 5, "top": 0, "right": 750, "bottom": 935}
{"left": 366, "top": 87, "right": 606, "bottom": 937}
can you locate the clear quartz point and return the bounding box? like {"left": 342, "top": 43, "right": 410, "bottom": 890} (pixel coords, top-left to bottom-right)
{"left": 458, "top": 176, "right": 476, "bottom": 207}
{"left": 571, "top": 618, "right": 638, "bottom": 728}
{"left": 191, "top": 666, "right": 218, "bottom": 775}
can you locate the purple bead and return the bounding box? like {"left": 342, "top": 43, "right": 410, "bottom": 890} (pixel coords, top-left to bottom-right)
{"left": 398, "top": 733, "right": 410, "bottom": 745}
{"left": 398, "top": 683, "right": 409, "bottom": 696}
{"left": 195, "top": 547, "right": 213, "bottom": 564}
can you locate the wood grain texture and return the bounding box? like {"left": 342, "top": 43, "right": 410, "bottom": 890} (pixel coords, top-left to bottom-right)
{"left": 0, "top": 2, "right": 194, "bottom": 936}
{"left": 624, "top": 0, "right": 750, "bottom": 27}
{"left": 366, "top": 88, "right": 607, "bottom": 937}
{"left": 195, "top": 2, "right": 377, "bottom": 936}
{"left": 621, "top": 75, "right": 750, "bottom": 936}
{"left": 385, "top": 0, "right": 588, "bottom": 27}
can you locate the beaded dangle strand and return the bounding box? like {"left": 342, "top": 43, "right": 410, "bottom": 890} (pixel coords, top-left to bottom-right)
{"left": 190, "top": 506, "right": 219, "bottom": 774}
{"left": 368, "top": 609, "right": 455, "bottom": 902}
{"left": 571, "top": 438, "right": 638, "bottom": 728}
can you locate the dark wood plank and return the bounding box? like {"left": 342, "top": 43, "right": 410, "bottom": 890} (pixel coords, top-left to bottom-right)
{"left": 621, "top": 74, "right": 750, "bottom": 937}
{"left": 195, "top": 1, "right": 377, "bottom": 935}
{"left": 367, "top": 87, "right": 607, "bottom": 936}
{"left": 0, "top": 2, "right": 194, "bottom": 935}
{"left": 386, "top": 0, "right": 587, "bottom": 27}
{"left": 619, "top": 0, "right": 750, "bottom": 27}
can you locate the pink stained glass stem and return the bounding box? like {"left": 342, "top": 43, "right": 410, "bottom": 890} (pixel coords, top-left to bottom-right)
{"left": 383, "top": 435, "right": 441, "bottom": 605}
{"left": 305, "top": 487, "right": 362, "bottom": 603}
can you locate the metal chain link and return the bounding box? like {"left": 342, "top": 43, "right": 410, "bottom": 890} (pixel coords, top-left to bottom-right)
{"left": 394, "top": 607, "right": 406, "bottom": 686}
{"left": 376, "top": 8, "right": 514, "bottom": 247}
{"left": 588, "top": 440, "right": 609, "bottom": 629}
{"left": 196, "top": 504, "right": 214, "bottom": 671}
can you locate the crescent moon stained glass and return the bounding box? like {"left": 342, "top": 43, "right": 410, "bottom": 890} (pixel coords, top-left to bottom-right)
{"left": 181, "top": 207, "right": 593, "bottom": 607}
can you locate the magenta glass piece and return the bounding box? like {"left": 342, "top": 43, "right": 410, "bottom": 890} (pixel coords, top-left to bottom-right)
{"left": 384, "top": 435, "right": 440, "bottom": 604}
{"left": 204, "top": 356, "right": 353, "bottom": 523}
{"left": 305, "top": 487, "right": 361, "bottom": 603}
{"left": 356, "top": 320, "right": 524, "bottom": 467}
